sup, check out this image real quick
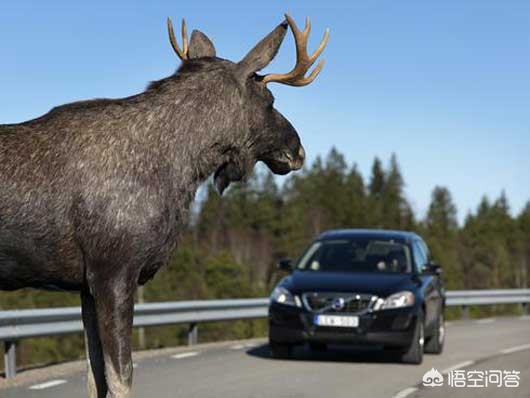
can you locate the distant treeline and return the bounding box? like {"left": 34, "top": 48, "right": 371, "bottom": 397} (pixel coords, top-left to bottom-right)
{"left": 1, "top": 148, "right": 528, "bottom": 370}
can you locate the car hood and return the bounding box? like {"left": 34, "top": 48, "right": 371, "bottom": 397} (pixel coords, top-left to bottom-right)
{"left": 282, "top": 270, "right": 416, "bottom": 297}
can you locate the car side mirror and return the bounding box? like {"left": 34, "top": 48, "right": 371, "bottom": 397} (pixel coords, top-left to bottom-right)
{"left": 424, "top": 262, "right": 442, "bottom": 275}
{"left": 277, "top": 258, "right": 293, "bottom": 272}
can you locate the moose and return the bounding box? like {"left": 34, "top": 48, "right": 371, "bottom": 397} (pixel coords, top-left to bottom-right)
{"left": 0, "top": 14, "right": 328, "bottom": 397}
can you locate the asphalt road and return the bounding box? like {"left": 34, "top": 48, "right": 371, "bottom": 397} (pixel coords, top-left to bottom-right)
{"left": 1, "top": 316, "right": 529, "bottom": 398}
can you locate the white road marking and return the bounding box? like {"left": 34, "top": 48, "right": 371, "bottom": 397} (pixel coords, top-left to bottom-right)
{"left": 392, "top": 387, "right": 418, "bottom": 398}
{"left": 519, "top": 315, "right": 530, "bottom": 321}
{"left": 476, "top": 318, "right": 495, "bottom": 324}
{"left": 441, "top": 360, "right": 475, "bottom": 374}
{"left": 230, "top": 342, "right": 257, "bottom": 350}
{"left": 171, "top": 351, "right": 199, "bottom": 359}
{"left": 29, "top": 380, "right": 67, "bottom": 390}
{"left": 500, "top": 343, "right": 530, "bottom": 354}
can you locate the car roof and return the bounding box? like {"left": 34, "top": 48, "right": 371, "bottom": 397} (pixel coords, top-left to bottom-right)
{"left": 317, "top": 229, "right": 421, "bottom": 244}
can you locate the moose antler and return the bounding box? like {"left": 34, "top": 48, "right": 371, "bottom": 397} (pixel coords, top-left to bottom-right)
{"left": 167, "top": 17, "right": 189, "bottom": 60}
{"left": 261, "top": 14, "right": 329, "bottom": 87}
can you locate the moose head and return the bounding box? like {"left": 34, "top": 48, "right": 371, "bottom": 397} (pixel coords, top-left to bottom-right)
{"left": 167, "top": 14, "right": 329, "bottom": 193}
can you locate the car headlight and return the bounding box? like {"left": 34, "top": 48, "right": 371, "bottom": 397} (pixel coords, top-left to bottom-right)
{"left": 374, "top": 291, "right": 415, "bottom": 310}
{"left": 270, "top": 287, "right": 302, "bottom": 307}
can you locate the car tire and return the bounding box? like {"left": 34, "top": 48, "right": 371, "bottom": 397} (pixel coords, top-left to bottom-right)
{"left": 400, "top": 310, "right": 424, "bottom": 364}
{"left": 309, "top": 342, "right": 327, "bottom": 352}
{"left": 269, "top": 341, "right": 292, "bottom": 359}
{"left": 424, "top": 311, "right": 445, "bottom": 354}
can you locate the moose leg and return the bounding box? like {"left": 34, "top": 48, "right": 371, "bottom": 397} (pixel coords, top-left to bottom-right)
{"left": 81, "top": 290, "right": 108, "bottom": 398}
{"left": 92, "top": 279, "right": 136, "bottom": 398}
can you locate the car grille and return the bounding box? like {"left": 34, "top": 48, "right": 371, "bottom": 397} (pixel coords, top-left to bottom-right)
{"left": 302, "top": 292, "right": 376, "bottom": 314}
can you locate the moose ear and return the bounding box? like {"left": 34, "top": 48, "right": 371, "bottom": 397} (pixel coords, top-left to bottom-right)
{"left": 237, "top": 21, "right": 288, "bottom": 77}
{"left": 188, "top": 30, "right": 216, "bottom": 59}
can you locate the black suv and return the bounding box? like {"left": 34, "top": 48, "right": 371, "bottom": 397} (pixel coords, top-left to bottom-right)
{"left": 268, "top": 229, "right": 445, "bottom": 364}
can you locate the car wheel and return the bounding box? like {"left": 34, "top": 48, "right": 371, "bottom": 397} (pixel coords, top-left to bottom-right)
{"left": 269, "top": 341, "right": 292, "bottom": 359}
{"left": 424, "top": 311, "right": 445, "bottom": 354}
{"left": 400, "top": 310, "right": 424, "bottom": 364}
{"left": 309, "top": 342, "right": 327, "bottom": 352}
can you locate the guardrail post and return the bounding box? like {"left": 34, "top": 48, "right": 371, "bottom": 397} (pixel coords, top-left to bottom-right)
{"left": 522, "top": 303, "right": 529, "bottom": 315}
{"left": 461, "top": 305, "right": 469, "bottom": 320}
{"left": 188, "top": 323, "right": 198, "bottom": 346}
{"left": 4, "top": 341, "right": 16, "bottom": 379}
{"left": 137, "top": 286, "right": 146, "bottom": 350}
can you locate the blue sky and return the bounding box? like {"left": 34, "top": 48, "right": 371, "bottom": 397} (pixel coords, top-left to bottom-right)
{"left": 1, "top": 0, "right": 529, "bottom": 222}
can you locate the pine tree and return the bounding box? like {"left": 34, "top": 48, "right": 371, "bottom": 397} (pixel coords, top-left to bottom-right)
{"left": 383, "top": 153, "right": 407, "bottom": 228}
{"left": 425, "top": 186, "right": 463, "bottom": 289}
{"left": 368, "top": 157, "right": 386, "bottom": 227}
{"left": 517, "top": 202, "right": 530, "bottom": 288}
{"left": 368, "top": 157, "right": 385, "bottom": 198}
{"left": 344, "top": 164, "right": 366, "bottom": 227}
{"left": 426, "top": 186, "right": 458, "bottom": 237}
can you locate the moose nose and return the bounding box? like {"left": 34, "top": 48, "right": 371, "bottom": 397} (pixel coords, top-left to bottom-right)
{"left": 298, "top": 145, "right": 305, "bottom": 162}
{"left": 291, "top": 145, "right": 305, "bottom": 170}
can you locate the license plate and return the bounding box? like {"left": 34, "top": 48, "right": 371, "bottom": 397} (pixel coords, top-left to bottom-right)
{"left": 314, "top": 315, "right": 359, "bottom": 328}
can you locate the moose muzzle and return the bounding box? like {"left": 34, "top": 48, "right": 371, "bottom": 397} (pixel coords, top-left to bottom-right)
{"left": 289, "top": 145, "right": 305, "bottom": 170}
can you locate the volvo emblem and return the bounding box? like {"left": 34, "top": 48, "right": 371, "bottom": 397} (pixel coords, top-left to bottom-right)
{"left": 332, "top": 297, "right": 345, "bottom": 310}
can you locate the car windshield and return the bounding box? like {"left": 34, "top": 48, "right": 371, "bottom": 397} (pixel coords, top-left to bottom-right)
{"left": 296, "top": 239, "right": 412, "bottom": 274}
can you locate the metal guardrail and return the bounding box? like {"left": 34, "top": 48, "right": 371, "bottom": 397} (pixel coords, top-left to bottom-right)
{"left": 446, "top": 289, "right": 530, "bottom": 319}
{"left": 0, "top": 299, "right": 267, "bottom": 379}
{"left": 1, "top": 290, "right": 529, "bottom": 379}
